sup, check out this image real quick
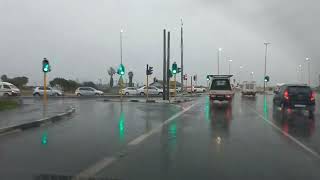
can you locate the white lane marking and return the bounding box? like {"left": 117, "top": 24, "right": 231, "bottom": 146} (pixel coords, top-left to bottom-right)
{"left": 246, "top": 103, "right": 320, "bottom": 160}
{"left": 128, "top": 103, "right": 197, "bottom": 146}
{"left": 74, "top": 157, "right": 116, "bottom": 179}
{"left": 75, "top": 101, "right": 198, "bottom": 178}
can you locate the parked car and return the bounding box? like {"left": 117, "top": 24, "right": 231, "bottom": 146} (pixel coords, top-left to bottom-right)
{"left": 33, "top": 86, "right": 64, "bottom": 96}
{"left": 273, "top": 84, "right": 315, "bottom": 116}
{"left": 75, "top": 87, "right": 104, "bottom": 96}
{"left": 137, "top": 86, "right": 163, "bottom": 96}
{"left": 120, "top": 87, "right": 138, "bottom": 95}
{"left": 241, "top": 81, "right": 257, "bottom": 96}
{"left": 208, "top": 75, "right": 234, "bottom": 102}
{"left": 194, "top": 86, "right": 206, "bottom": 93}
{"left": 0, "top": 82, "right": 20, "bottom": 96}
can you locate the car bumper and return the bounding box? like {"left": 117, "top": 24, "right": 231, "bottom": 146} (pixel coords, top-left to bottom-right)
{"left": 209, "top": 94, "right": 233, "bottom": 101}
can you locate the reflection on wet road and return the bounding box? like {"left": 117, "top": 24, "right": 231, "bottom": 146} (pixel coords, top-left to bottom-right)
{"left": 0, "top": 95, "right": 319, "bottom": 180}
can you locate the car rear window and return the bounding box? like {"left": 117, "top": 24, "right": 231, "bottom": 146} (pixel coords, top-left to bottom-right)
{"left": 210, "top": 79, "right": 231, "bottom": 90}
{"left": 245, "top": 84, "right": 254, "bottom": 89}
{"left": 287, "top": 86, "right": 311, "bottom": 95}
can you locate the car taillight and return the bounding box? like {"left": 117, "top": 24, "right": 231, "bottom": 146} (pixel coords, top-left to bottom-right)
{"left": 284, "top": 90, "right": 289, "bottom": 100}
{"left": 310, "top": 91, "right": 316, "bottom": 101}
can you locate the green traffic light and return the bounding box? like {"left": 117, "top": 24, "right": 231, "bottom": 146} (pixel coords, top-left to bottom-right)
{"left": 172, "top": 69, "right": 177, "bottom": 74}
{"left": 41, "top": 132, "right": 48, "bottom": 145}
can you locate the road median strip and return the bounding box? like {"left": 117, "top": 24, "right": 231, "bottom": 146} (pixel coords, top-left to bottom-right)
{"left": 0, "top": 106, "right": 76, "bottom": 135}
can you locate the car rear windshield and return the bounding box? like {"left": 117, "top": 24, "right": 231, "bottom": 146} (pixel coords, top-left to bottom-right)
{"left": 210, "top": 79, "right": 231, "bottom": 90}
{"left": 245, "top": 84, "right": 254, "bottom": 89}
{"left": 287, "top": 86, "right": 311, "bottom": 95}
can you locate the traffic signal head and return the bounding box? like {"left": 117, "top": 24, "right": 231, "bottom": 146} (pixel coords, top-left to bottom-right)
{"left": 172, "top": 62, "right": 177, "bottom": 74}
{"left": 206, "top": 75, "right": 210, "bottom": 81}
{"left": 168, "top": 69, "right": 173, "bottom": 78}
{"left": 177, "top": 68, "right": 181, "bottom": 73}
{"left": 146, "top": 64, "right": 153, "bottom": 75}
{"left": 117, "top": 64, "right": 125, "bottom": 75}
{"left": 264, "top": 75, "right": 270, "bottom": 82}
{"left": 42, "top": 58, "right": 51, "bottom": 73}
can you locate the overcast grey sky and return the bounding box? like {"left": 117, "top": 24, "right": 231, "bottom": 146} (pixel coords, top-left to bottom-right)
{"left": 0, "top": 0, "right": 319, "bottom": 86}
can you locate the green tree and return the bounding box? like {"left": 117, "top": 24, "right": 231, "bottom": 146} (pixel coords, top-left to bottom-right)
{"left": 128, "top": 71, "right": 133, "bottom": 87}
{"left": 1, "top": 75, "right": 8, "bottom": 81}
{"left": 1, "top": 75, "right": 28, "bottom": 88}
{"left": 108, "top": 67, "right": 116, "bottom": 88}
{"left": 49, "top": 78, "right": 80, "bottom": 91}
{"left": 82, "top": 81, "right": 96, "bottom": 88}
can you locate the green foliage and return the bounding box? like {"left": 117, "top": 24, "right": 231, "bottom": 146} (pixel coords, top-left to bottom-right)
{"left": 82, "top": 81, "right": 96, "bottom": 88}
{"left": 1, "top": 75, "right": 28, "bottom": 88}
{"left": 49, "top": 78, "right": 80, "bottom": 91}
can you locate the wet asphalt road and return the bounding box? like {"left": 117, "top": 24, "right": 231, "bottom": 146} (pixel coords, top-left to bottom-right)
{"left": 0, "top": 94, "right": 319, "bottom": 180}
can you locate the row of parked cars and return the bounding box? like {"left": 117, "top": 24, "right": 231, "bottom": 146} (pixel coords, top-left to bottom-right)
{"left": 120, "top": 86, "right": 207, "bottom": 96}
{"left": 0, "top": 81, "right": 104, "bottom": 97}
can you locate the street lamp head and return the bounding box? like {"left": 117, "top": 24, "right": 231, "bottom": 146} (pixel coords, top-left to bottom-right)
{"left": 218, "top": 48, "right": 222, "bottom": 51}
{"left": 264, "top": 42, "right": 271, "bottom": 45}
{"left": 229, "top": 59, "right": 233, "bottom": 62}
{"left": 299, "top": 64, "right": 302, "bottom": 67}
{"left": 251, "top": 72, "right": 254, "bottom": 74}
{"left": 240, "top": 66, "right": 243, "bottom": 69}
{"left": 306, "top": 57, "right": 310, "bottom": 61}
{"left": 120, "top": 29, "right": 124, "bottom": 33}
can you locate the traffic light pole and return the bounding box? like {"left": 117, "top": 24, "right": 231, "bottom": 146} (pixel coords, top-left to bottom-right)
{"left": 191, "top": 76, "right": 193, "bottom": 95}
{"left": 120, "top": 76, "right": 123, "bottom": 101}
{"left": 174, "top": 74, "right": 177, "bottom": 97}
{"left": 146, "top": 74, "right": 149, "bottom": 101}
{"left": 166, "top": 31, "right": 170, "bottom": 101}
{"left": 43, "top": 73, "right": 47, "bottom": 102}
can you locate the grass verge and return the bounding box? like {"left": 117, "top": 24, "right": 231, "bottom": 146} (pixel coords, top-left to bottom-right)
{"left": 0, "top": 100, "right": 18, "bottom": 111}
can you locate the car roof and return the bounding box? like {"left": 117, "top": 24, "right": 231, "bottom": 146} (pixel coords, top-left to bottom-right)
{"left": 0, "top": 82, "right": 14, "bottom": 85}
{"left": 282, "top": 84, "right": 310, "bottom": 87}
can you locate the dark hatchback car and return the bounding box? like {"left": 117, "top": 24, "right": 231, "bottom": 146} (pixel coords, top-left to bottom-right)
{"left": 273, "top": 84, "right": 316, "bottom": 115}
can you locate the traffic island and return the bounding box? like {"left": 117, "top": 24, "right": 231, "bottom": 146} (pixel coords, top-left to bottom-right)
{"left": 0, "top": 106, "right": 76, "bottom": 135}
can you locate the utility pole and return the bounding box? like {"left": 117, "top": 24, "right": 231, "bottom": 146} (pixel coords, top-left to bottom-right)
{"left": 217, "top": 48, "right": 222, "bottom": 75}
{"left": 146, "top": 64, "right": 149, "bottom": 101}
{"left": 180, "top": 18, "right": 184, "bottom": 92}
{"left": 263, "top": 42, "right": 270, "bottom": 93}
{"left": 167, "top": 31, "right": 170, "bottom": 100}
{"left": 120, "top": 29, "right": 123, "bottom": 64}
{"left": 163, "top": 29, "right": 167, "bottom": 100}
{"left": 306, "top": 58, "right": 311, "bottom": 85}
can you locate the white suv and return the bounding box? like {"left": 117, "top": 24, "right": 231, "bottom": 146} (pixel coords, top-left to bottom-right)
{"left": 0, "top": 82, "right": 20, "bottom": 96}
{"left": 75, "top": 87, "right": 104, "bottom": 96}
{"left": 33, "top": 86, "right": 63, "bottom": 96}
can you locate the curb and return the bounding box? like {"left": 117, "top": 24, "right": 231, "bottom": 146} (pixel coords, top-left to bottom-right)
{"left": 102, "top": 98, "right": 193, "bottom": 104}
{"left": 0, "top": 106, "right": 76, "bottom": 135}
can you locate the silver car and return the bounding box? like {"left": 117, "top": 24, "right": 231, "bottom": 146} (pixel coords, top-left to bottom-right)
{"left": 33, "top": 86, "right": 64, "bottom": 96}
{"left": 137, "top": 86, "right": 163, "bottom": 96}
{"left": 120, "top": 87, "right": 138, "bottom": 95}
{"left": 75, "top": 87, "right": 104, "bottom": 96}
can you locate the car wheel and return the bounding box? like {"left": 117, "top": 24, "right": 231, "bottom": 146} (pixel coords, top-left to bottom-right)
{"left": 158, "top": 92, "right": 163, "bottom": 95}
{"left": 95, "top": 93, "right": 100, "bottom": 96}
{"left": 125, "top": 92, "right": 129, "bottom": 96}
{"left": 33, "top": 93, "right": 40, "bottom": 97}
{"left": 140, "top": 92, "right": 145, "bottom": 96}
{"left": 77, "top": 93, "right": 81, "bottom": 96}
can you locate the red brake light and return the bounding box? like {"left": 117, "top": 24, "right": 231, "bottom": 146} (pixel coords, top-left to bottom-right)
{"left": 284, "top": 90, "right": 289, "bottom": 100}
{"left": 310, "top": 91, "right": 316, "bottom": 101}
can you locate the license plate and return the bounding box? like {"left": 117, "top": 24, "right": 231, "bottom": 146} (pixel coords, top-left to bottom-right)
{"left": 217, "top": 95, "right": 224, "bottom": 98}
{"left": 294, "top": 104, "right": 306, "bottom": 108}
